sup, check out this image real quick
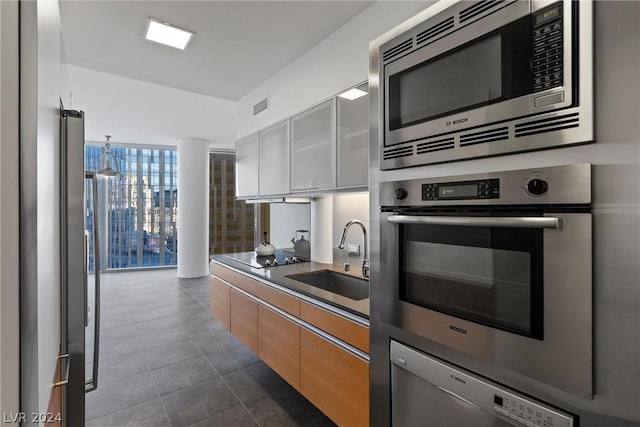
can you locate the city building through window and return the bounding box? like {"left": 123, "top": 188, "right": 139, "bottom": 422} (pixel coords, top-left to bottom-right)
{"left": 85, "top": 145, "right": 178, "bottom": 269}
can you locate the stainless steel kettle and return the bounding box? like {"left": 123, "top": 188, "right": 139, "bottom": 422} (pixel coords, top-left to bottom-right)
{"left": 290, "top": 230, "right": 310, "bottom": 253}
{"left": 255, "top": 231, "right": 276, "bottom": 256}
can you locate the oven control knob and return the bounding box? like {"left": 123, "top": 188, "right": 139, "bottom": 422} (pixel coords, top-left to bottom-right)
{"left": 395, "top": 188, "right": 408, "bottom": 200}
{"left": 526, "top": 179, "right": 548, "bottom": 196}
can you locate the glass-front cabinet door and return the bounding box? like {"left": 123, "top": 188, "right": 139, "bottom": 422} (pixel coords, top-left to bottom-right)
{"left": 291, "top": 99, "right": 335, "bottom": 192}
{"left": 235, "top": 133, "right": 259, "bottom": 198}
{"left": 259, "top": 120, "right": 290, "bottom": 196}
{"left": 337, "top": 83, "right": 369, "bottom": 189}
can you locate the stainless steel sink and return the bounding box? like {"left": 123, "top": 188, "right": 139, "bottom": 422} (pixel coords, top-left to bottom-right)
{"left": 286, "top": 270, "right": 369, "bottom": 301}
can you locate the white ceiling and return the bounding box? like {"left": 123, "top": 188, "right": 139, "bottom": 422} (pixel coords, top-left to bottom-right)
{"left": 59, "top": 1, "right": 375, "bottom": 102}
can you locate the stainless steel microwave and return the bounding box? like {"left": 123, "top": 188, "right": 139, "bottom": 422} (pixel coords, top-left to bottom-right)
{"left": 376, "top": 0, "right": 594, "bottom": 170}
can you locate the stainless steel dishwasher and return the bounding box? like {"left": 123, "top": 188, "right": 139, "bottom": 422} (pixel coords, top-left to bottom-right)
{"left": 390, "top": 341, "right": 575, "bottom": 427}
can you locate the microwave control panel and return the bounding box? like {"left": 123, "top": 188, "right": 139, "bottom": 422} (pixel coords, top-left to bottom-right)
{"left": 532, "top": 3, "right": 564, "bottom": 92}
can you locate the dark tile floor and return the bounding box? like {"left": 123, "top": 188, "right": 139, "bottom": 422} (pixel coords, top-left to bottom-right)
{"left": 86, "top": 269, "right": 336, "bottom": 427}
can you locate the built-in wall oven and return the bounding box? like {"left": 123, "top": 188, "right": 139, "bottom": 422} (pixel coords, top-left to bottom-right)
{"left": 379, "top": 163, "right": 592, "bottom": 397}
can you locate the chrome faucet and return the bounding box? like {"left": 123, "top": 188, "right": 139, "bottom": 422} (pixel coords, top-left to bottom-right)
{"left": 337, "top": 219, "right": 369, "bottom": 278}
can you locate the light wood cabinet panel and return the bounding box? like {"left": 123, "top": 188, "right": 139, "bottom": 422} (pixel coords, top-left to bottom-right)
{"left": 300, "top": 329, "right": 369, "bottom": 427}
{"left": 210, "top": 277, "right": 231, "bottom": 330}
{"left": 259, "top": 306, "right": 300, "bottom": 390}
{"left": 212, "top": 263, "right": 259, "bottom": 296}
{"left": 230, "top": 290, "right": 259, "bottom": 354}
{"left": 300, "top": 301, "right": 369, "bottom": 353}
{"left": 258, "top": 284, "right": 299, "bottom": 317}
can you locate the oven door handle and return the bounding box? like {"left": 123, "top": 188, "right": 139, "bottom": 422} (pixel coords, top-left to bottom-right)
{"left": 387, "top": 215, "right": 563, "bottom": 229}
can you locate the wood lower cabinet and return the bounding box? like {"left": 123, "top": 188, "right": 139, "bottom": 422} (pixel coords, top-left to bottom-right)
{"left": 300, "top": 328, "right": 369, "bottom": 427}
{"left": 300, "top": 301, "right": 369, "bottom": 353}
{"left": 230, "top": 289, "right": 259, "bottom": 353}
{"left": 210, "top": 277, "right": 231, "bottom": 330}
{"left": 211, "top": 262, "right": 370, "bottom": 426}
{"left": 259, "top": 306, "right": 301, "bottom": 390}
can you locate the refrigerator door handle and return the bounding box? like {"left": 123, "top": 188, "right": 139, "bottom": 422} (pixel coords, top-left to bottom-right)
{"left": 85, "top": 172, "right": 101, "bottom": 393}
{"left": 53, "top": 354, "right": 70, "bottom": 388}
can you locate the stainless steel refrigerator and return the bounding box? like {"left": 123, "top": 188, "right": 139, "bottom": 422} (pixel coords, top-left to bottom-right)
{"left": 60, "top": 108, "right": 101, "bottom": 426}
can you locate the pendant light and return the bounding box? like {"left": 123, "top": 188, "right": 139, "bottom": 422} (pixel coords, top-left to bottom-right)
{"left": 97, "top": 135, "right": 120, "bottom": 178}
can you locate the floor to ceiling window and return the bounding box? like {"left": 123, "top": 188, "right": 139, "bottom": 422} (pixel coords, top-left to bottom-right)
{"left": 85, "top": 145, "right": 178, "bottom": 269}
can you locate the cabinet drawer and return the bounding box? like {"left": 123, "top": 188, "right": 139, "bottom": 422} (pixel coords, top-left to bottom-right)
{"left": 258, "top": 284, "right": 299, "bottom": 317}
{"left": 300, "top": 328, "right": 369, "bottom": 427}
{"left": 210, "top": 277, "right": 231, "bottom": 330}
{"left": 259, "top": 306, "right": 300, "bottom": 390}
{"left": 230, "top": 289, "right": 258, "bottom": 354}
{"left": 212, "top": 263, "right": 259, "bottom": 296}
{"left": 300, "top": 301, "right": 369, "bottom": 354}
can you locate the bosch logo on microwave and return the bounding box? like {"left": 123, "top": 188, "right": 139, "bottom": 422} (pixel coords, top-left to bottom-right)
{"left": 446, "top": 118, "right": 468, "bottom": 127}
{"left": 450, "top": 325, "right": 467, "bottom": 335}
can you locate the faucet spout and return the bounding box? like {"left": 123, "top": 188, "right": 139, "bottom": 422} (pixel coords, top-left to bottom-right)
{"left": 337, "top": 219, "right": 369, "bottom": 278}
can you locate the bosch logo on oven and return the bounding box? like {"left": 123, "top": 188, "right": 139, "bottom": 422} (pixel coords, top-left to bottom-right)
{"left": 446, "top": 118, "right": 468, "bottom": 127}
{"left": 450, "top": 325, "right": 467, "bottom": 335}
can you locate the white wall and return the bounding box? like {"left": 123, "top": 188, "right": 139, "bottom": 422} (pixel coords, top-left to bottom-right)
{"left": 19, "top": 0, "right": 66, "bottom": 421}
{"left": 0, "top": 0, "right": 21, "bottom": 416}
{"left": 36, "top": 0, "right": 64, "bottom": 418}
{"left": 65, "top": 65, "right": 238, "bottom": 148}
{"left": 236, "top": 1, "right": 432, "bottom": 137}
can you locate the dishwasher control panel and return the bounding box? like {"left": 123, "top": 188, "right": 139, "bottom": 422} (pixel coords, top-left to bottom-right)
{"left": 390, "top": 341, "right": 575, "bottom": 427}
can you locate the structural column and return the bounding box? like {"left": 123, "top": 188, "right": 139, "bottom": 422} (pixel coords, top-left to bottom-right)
{"left": 177, "top": 138, "right": 209, "bottom": 278}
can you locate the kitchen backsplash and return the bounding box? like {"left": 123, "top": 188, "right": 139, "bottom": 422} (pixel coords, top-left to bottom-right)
{"left": 267, "top": 192, "right": 369, "bottom": 266}
{"left": 333, "top": 192, "right": 370, "bottom": 267}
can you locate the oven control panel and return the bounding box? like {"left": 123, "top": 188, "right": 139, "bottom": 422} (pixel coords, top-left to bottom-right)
{"left": 380, "top": 163, "right": 591, "bottom": 207}
{"left": 422, "top": 178, "right": 500, "bottom": 201}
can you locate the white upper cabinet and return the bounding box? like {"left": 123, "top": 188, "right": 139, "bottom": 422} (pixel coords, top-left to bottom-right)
{"left": 337, "top": 83, "right": 369, "bottom": 189}
{"left": 235, "top": 133, "right": 259, "bottom": 198}
{"left": 259, "top": 120, "right": 290, "bottom": 196}
{"left": 291, "top": 99, "right": 335, "bottom": 192}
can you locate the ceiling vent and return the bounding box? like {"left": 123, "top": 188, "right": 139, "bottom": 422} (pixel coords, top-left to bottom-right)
{"left": 253, "top": 98, "right": 269, "bottom": 116}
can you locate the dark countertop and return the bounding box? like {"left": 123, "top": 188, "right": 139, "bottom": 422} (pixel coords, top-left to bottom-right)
{"left": 210, "top": 252, "right": 370, "bottom": 320}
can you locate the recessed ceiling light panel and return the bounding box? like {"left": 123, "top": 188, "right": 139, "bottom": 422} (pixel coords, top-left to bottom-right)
{"left": 338, "top": 87, "right": 368, "bottom": 101}
{"left": 145, "top": 18, "right": 194, "bottom": 50}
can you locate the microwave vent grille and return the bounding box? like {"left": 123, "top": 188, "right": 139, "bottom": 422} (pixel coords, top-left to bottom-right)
{"left": 416, "top": 137, "right": 455, "bottom": 154}
{"left": 383, "top": 145, "right": 414, "bottom": 160}
{"left": 382, "top": 39, "right": 413, "bottom": 63}
{"left": 460, "top": 126, "right": 509, "bottom": 147}
{"left": 416, "top": 17, "right": 455, "bottom": 46}
{"left": 515, "top": 113, "right": 580, "bottom": 138}
{"left": 459, "top": 0, "right": 514, "bottom": 24}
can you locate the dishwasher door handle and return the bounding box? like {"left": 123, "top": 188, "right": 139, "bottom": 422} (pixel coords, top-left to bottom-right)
{"left": 387, "top": 215, "right": 563, "bottom": 229}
